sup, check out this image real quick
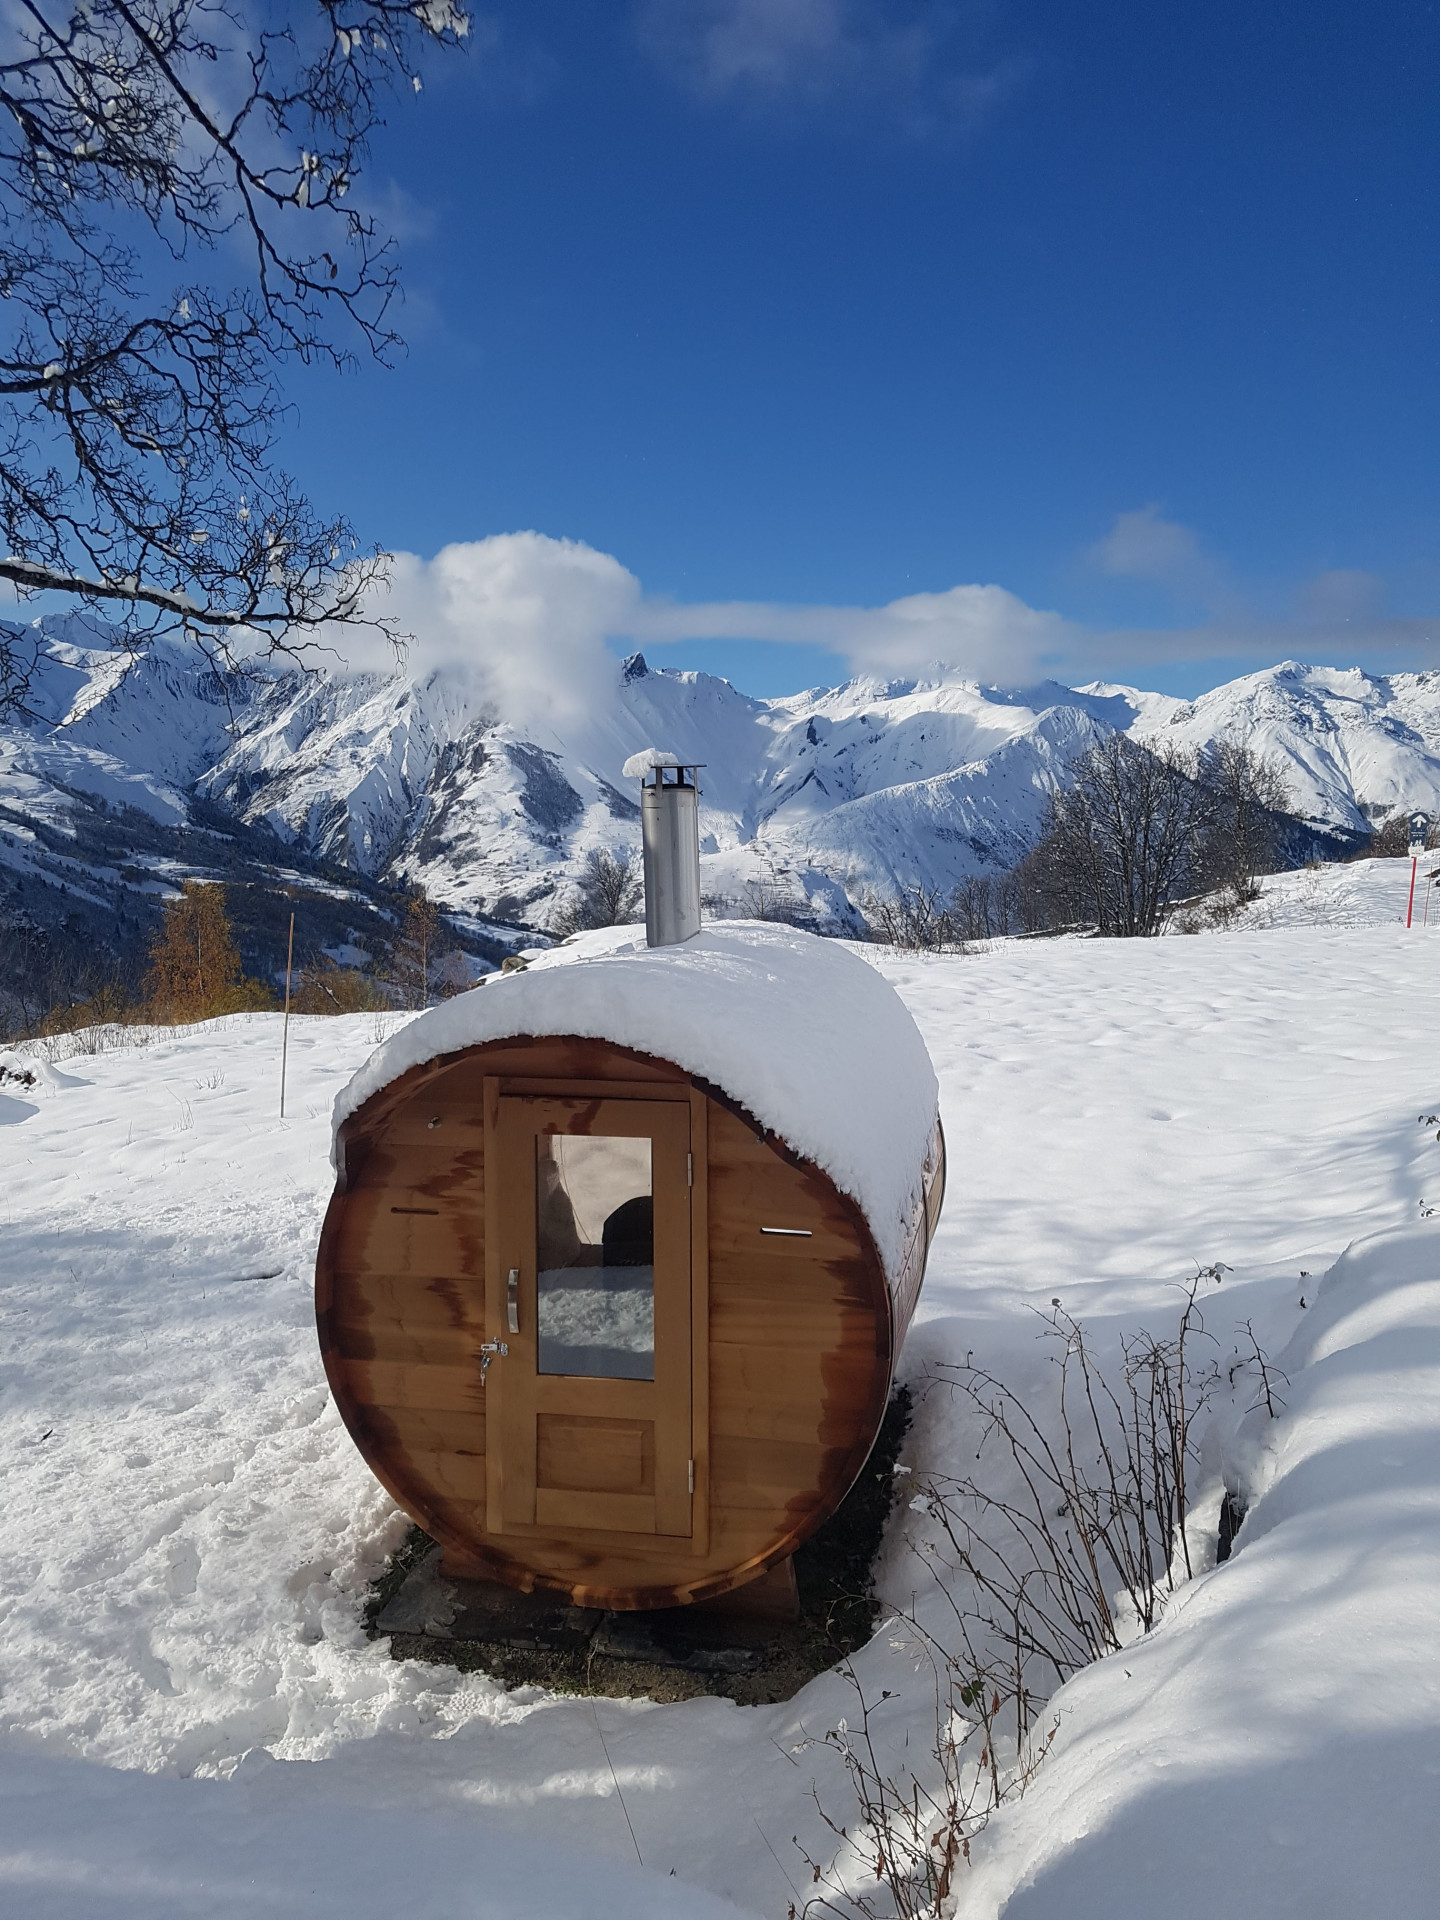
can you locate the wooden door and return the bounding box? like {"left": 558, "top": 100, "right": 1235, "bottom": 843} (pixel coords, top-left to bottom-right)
{"left": 486, "top": 1093, "right": 694, "bottom": 1538}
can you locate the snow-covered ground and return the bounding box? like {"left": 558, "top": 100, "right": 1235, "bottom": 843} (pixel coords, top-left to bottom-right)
{"left": 1206, "top": 853, "right": 1440, "bottom": 931}
{"left": 3, "top": 927, "right": 1439, "bottom": 1914}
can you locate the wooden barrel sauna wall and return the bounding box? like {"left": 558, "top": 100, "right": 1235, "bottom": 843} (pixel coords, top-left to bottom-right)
{"left": 316, "top": 927, "right": 945, "bottom": 1612}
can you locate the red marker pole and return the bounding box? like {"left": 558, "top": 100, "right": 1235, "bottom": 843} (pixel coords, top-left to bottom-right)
{"left": 1407, "top": 856, "right": 1418, "bottom": 929}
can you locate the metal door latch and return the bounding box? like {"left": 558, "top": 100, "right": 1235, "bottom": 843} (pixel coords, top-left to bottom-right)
{"left": 506, "top": 1266, "right": 520, "bottom": 1334}
{"left": 479, "top": 1339, "right": 508, "bottom": 1380}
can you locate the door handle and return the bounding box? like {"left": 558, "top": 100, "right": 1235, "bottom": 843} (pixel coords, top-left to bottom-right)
{"left": 506, "top": 1267, "right": 520, "bottom": 1334}
{"left": 479, "top": 1339, "right": 508, "bottom": 1381}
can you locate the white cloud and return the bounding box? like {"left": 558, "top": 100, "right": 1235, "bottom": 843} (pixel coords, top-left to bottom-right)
{"left": 657, "top": 0, "right": 858, "bottom": 93}
{"left": 630, "top": 581, "right": 1077, "bottom": 682}
{"left": 635, "top": 0, "right": 1029, "bottom": 134}
{"left": 331, "top": 536, "right": 1075, "bottom": 700}
{"left": 1297, "top": 568, "right": 1388, "bottom": 624}
{"left": 334, "top": 532, "right": 641, "bottom": 731}
{"left": 1090, "top": 504, "right": 1207, "bottom": 583}
{"left": 326, "top": 531, "right": 1440, "bottom": 715}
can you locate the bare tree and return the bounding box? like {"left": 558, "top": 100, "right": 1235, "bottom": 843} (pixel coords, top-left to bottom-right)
{"left": 948, "top": 871, "right": 1035, "bottom": 941}
{"left": 1021, "top": 735, "right": 1210, "bottom": 937}
{"left": 388, "top": 888, "right": 441, "bottom": 1008}
{"left": 1197, "top": 740, "right": 1295, "bottom": 901}
{"left": 550, "top": 847, "right": 643, "bottom": 936}
{"left": 0, "top": 2, "right": 468, "bottom": 714}
{"left": 861, "top": 883, "right": 959, "bottom": 951}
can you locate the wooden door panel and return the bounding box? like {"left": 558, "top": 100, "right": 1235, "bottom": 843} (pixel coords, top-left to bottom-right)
{"left": 537, "top": 1413, "right": 655, "bottom": 1494}
{"left": 486, "top": 1091, "right": 695, "bottom": 1542}
{"left": 534, "top": 1489, "right": 657, "bottom": 1533}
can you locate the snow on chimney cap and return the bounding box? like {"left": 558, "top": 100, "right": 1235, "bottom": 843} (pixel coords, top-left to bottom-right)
{"left": 622, "top": 748, "right": 704, "bottom": 781}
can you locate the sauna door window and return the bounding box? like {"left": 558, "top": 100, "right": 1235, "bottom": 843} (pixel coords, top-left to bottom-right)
{"left": 536, "top": 1134, "right": 654, "bottom": 1380}
{"left": 488, "top": 1093, "right": 694, "bottom": 1540}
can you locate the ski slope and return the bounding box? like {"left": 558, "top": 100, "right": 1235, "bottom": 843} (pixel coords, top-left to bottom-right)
{"left": 2, "top": 925, "right": 1439, "bottom": 1915}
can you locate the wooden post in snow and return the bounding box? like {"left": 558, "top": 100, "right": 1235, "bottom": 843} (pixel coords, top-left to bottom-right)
{"left": 279, "top": 911, "right": 295, "bottom": 1118}
{"left": 1407, "top": 857, "right": 1418, "bottom": 929}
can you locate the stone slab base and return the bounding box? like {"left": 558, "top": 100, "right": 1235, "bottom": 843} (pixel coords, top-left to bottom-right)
{"left": 375, "top": 1548, "right": 798, "bottom": 1676}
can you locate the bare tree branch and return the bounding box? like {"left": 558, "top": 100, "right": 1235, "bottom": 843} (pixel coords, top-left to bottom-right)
{"left": 0, "top": 2, "right": 468, "bottom": 707}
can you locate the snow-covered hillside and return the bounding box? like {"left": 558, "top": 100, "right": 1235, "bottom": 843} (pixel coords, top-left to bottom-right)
{"left": 12, "top": 621, "right": 1440, "bottom": 953}
{"left": 1198, "top": 854, "right": 1440, "bottom": 932}
{"left": 2, "top": 928, "right": 1439, "bottom": 1914}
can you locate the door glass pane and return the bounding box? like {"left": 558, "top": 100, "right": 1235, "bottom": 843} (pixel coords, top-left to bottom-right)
{"left": 536, "top": 1134, "right": 654, "bottom": 1379}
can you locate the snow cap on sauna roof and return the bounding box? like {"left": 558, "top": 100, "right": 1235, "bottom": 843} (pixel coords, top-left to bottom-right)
{"left": 333, "top": 920, "right": 940, "bottom": 1284}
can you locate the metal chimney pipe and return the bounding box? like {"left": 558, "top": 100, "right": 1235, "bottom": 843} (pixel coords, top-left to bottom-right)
{"left": 637, "top": 760, "right": 703, "bottom": 947}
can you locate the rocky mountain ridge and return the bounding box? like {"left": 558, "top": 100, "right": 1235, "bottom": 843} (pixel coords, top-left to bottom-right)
{"left": 5, "top": 621, "right": 1439, "bottom": 1003}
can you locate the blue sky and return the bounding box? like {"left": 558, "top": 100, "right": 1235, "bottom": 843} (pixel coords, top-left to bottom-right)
{"left": 286, "top": 1, "right": 1440, "bottom": 697}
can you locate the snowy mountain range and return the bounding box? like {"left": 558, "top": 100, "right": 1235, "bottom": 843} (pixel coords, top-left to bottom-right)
{"left": 7, "top": 614, "right": 1440, "bottom": 987}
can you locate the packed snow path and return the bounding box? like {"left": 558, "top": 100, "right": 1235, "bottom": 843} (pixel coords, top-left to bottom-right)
{"left": 2, "top": 926, "right": 1439, "bottom": 1914}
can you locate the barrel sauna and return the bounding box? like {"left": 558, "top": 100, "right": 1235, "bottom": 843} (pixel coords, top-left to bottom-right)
{"left": 317, "top": 921, "right": 944, "bottom": 1611}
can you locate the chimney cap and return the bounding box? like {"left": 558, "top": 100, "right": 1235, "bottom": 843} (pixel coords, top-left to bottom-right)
{"left": 622, "top": 747, "right": 704, "bottom": 786}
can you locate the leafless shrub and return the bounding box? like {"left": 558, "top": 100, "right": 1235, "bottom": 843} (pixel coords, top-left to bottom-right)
{"left": 792, "top": 1619, "right": 1057, "bottom": 1920}
{"left": 916, "top": 1270, "right": 1225, "bottom": 1735}
{"left": 1228, "top": 1318, "right": 1289, "bottom": 1418}
{"left": 290, "top": 958, "right": 392, "bottom": 1016}
{"left": 741, "top": 876, "right": 812, "bottom": 924}
{"left": 1294, "top": 865, "right": 1331, "bottom": 925}
{"left": 1167, "top": 899, "right": 1227, "bottom": 935}
{"left": 796, "top": 1272, "right": 1261, "bottom": 1919}
{"left": 1166, "top": 887, "right": 1250, "bottom": 934}
{"left": 861, "top": 885, "right": 964, "bottom": 952}
{"left": 802, "top": 1274, "right": 1282, "bottom": 1920}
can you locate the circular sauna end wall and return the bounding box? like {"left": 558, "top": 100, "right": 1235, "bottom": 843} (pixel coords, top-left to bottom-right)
{"left": 317, "top": 1034, "right": 931, "bottom": 1610}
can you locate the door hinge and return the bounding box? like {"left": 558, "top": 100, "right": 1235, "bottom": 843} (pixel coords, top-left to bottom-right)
{"left": 506, "top": 1266, "right": 520, "bottom": 1335}
{"left": 687, "top": 1459, "right": 695, "bottom": 1494}
{"left": 687, "top": 1152, "right": 693, "bottom": 1188}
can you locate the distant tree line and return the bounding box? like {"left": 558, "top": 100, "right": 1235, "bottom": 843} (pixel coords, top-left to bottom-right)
{"left": 3, "top": 882, "right": 471, "bottom": 1040}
